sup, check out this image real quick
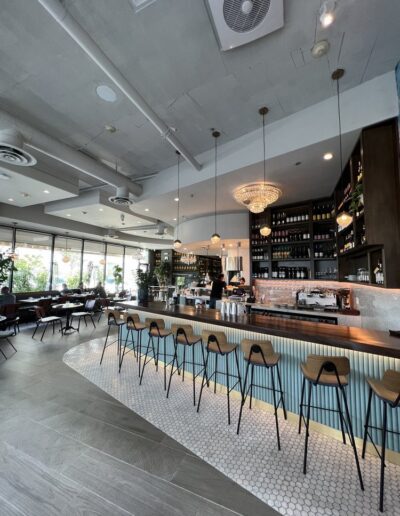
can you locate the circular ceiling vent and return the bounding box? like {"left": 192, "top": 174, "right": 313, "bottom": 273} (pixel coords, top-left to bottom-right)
{"left": 0, "top": 129, "right": 37, "bottom": 166}
{"left": 108, "top": 186, "right": 133, "bottom": 206}
{"left": 106, "top": 229, "right": 119, "bottom": 239}
{"left": 223, "top": 0, "right": 271, "bottom": 33}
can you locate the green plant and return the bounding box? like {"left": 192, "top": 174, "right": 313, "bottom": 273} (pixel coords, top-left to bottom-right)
{"left": 136, "top": 269, "right": 154, "bottom": 290}
{"left": 113, "top": 265, "right": 123, "bottom": 291}
{"left": 0, "top": 253, "right": 17, "bottom": 285}
{"left": 154, "top": 261, "right": 171, "bottom": 285}
{"left": 13, "top": 256, "right": 49, "bottom": 292}
{"left": 349, "top": 183, "right": 363, "bottom": 214}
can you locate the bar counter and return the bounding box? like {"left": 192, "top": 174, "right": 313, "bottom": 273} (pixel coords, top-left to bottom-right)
{"left": 119, "top": 301, "right": 400, "bottom": 452}
{"left": 120, "top": 302, "right": 400, "bottom": 359}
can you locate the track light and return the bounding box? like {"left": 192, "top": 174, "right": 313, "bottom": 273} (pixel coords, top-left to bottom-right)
{"left": 320, "top": 0, "right": 336, "bottom": 28}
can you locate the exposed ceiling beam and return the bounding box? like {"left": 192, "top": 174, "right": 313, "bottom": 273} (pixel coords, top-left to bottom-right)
{"left": 37, "top": 0, "right": 202, "bottom": 172}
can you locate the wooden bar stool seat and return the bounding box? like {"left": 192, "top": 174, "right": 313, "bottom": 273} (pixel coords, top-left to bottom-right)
{"left": 197, "top": 330, "right": 242, "bottom": 425}
{"left": 237, "top": 339, "right": 287, "bottom": 450}
{"left": 362, "top": 369, "right": 400, "bottom": 512}
{"left": 299, "top": 354, "right": 364, "bottom": 491}
{"left": 140, "top": 318, "right": 174, "bottom": 390}
{"left": 166, "top": 324, "right": 207, "bottom": 405}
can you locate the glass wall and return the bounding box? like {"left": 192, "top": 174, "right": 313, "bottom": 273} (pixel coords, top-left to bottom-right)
{"left": 13, "top": 231, "right": 52, "bottom": 292}
{"left": 82, "top": 241, "right": 106, "bottom": 289}
{"left": 105, "top": 244, "right": 124, "bottom": 294}
{"left": 53, "top": 236, "right": 82, "bottom": 291}
{"left": 0, "top": 225, "right": 148, "bottom": 295}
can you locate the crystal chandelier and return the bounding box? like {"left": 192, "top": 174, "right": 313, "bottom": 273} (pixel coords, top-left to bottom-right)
{"left": 233, "top": 182, "right": 281, "bottom": 214}
{"left": 180, "top": 252, "right": 197, "bottom": 265}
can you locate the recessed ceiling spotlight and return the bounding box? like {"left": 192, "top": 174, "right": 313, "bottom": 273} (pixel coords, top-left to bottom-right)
{"left": 323, "top": 152, "right": 334, "bottom": 161}
{"left": 319, "top": 0, "right": 336, "bottom": 28}
{"left": 173, "top": 218, "right": 177, "bottom": 221}
{"left": 43, "top": 189, "right": 50, "bottom": 194}
{"left": 144, "top": 208, "right": 149, "bottom": 212}
{"left": 99, "top": 208, "right": 104, "bottom": 212}
{"left": 104, "top": 124, "right": 117, "bottom": 133}
{"left": 66, "top": 213, "right": 71, "bottom": 217}
{"left": 311, "top": 40, "right": 330, "bottom": 59}
{"left": 174, "top": 197, "right": 179, "bottom": 202}
{"left": 8, "top": 197, "right": 14, "bottom": 202}
{"left": 20, "top": 192, "right": 30, "bottom": 198}
{"left": 96, "top": 84, "right": 117, "bottom": 103}
{"left": 0, "top": 173, "right": 10, "bottom": 180}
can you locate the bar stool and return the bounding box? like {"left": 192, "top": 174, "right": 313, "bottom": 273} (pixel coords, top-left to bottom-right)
{"left": 119, "top": 313, "right": 147, "bottom": 374}
{"left": 362, "top": 369, "right": 400, "bottom": 512}
{"left": 166, "top": 324, "right": 207, "bottom": 405}
{"left": 99, "top": 310, "right": 125, "bottom": 367}
{"left": 299, "top": 354, "right": 364, "bottom": 491}
{"left": 140, "top": 318, "right": 173, "bottom": 390}
{"left": 197, "top": 330, "right": 242, "bottom": 425}
{"left": 237, "top": 339, "right": 287, "bottom": 450}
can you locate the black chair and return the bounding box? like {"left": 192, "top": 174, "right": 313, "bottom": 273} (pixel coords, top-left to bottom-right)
{"left": 197, "top": 330, "right": 242, "bottom": 425}
{"left": 299, "top": 354, "right": 364, "bottom": 491}
{"left": 362, "top": 369, "right": 400, "bottom": 512}
{"left": 0, "top": 303, "right": 21, "bottom": 335}
{"left": 32, "top": 307, "right": 63, "bottom": 341}
{"left": 0, "top": 330, "right": 17, "bottom": 359}
{"left": 70, "top": 299, "right": 96, "bottom": 331}
{"left": 237, "top": 339, "right": 287, "bottom": 450}
{"left": 100, "top": 310, "right": 125, "bottom": 366}
{"left": 167, "top": 324, "right": 207, "bottom": 405}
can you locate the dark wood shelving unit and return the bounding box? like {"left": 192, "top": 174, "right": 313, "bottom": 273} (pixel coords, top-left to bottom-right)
{"left": 151, "top": 250, "right": 221, "bottom": 283}
{"left": 249, "top": 118, "right": 400, "bottom": 288}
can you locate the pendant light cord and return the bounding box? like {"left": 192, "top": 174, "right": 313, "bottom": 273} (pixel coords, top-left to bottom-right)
{"left": 176, "top": 152, "right": 180, "bottom": 240}
{"left": 336, "top": 77, "right": 343, "bottom": 174}
{"left": 214, "top": 135, "right": 217, "bottom": 234}
{"left": 262, "top": 112, "right": 266, "bottom": 184}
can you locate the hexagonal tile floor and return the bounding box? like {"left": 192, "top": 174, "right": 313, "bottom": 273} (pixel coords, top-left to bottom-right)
{"left": 64, "top": 339, "right": 400, "bottom": 515}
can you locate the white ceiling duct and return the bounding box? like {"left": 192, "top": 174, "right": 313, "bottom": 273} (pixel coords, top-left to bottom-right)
{"left": 37, "top": 0, "right": 202, "bottom": 172}
{"left": 0, "top": 129, "right": 37, "bottom": 166}
{"left": 108, "top": 186, "right": 132, "bottom": 206}
{"left": 119, "top": 220, "right": 168, "bottom": 236}
{"left": 0, "top": 109, "right": 142, "bottom": 198}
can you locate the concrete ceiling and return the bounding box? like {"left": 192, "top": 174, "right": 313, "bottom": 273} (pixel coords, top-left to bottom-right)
{"left": 0, "top": 0, "right": 398, "bottom": 242}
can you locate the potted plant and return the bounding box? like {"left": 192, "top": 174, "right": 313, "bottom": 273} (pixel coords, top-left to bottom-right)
{"left": 112, "top": 265, "right": 123, "bottom": 294}
{"left": 0, "top": 252, "right": 17, "bottom": 285}
{"left": 136, "top": 269, "right": 154, "bottom": 303}
{"left": 154, "top": 261, "right": 171, "bottom": 286}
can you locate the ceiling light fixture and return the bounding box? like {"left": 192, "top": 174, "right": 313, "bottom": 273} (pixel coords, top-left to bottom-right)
{"left": 319, "top": 0, "right": 336, "bottom": 28}
{"left": 174, "top": 197, "right": 179, "bottom": 202}
{"left": 99, "top": 208, "right": 104, "bottom": 212}
{"left": 210, "top": 131, "right": 221, "bottom": 244}
{"left": 333, "top": 68, "right": 353, "bottom": 230}
{"left": 144, "top": 208, "right": 149, "bottom": 212}
{"left": 8, "top": 198, "right": 14, "bottom": 202}
{"left": 324, "top": 152, "right": 333, "bottom": 160}
{"left": 66, "top": 213, "right": 71, "bottom": 217}
{"left": 96, "top": 84, "right": 117, "bottom": 102}
{"left": 173, "top": 151, "right": 182, "bottom": 250}
{"left": 43, "top": 189, "right": 50, "bottom": 194}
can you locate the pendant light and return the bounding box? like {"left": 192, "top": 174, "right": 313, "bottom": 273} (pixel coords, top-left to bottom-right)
{"left": 333, "top": 68, "right": 353, "bottom": 229}
{"left": 259, "top": 107, "right": 272, "bottom": 237}
{"left": 62, "top": 233, "right": 71, "bottom": 263}
{"left": 210, "top": 130, "right": 221, "bottom": 244}
{"left": 173, "top": 151, "right": 182, "bottom": 249}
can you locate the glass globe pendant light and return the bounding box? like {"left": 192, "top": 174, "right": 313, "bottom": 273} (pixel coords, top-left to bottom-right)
{"left": 259, "top": 107, "right": 272, "bottom": 237}
{"left": 173, "top": 151, "right": 182, "bottom": 250}
{"left": 62, "top": 234, "right": 71, "bottom": 263}
{"left": 210, "top": 130, "right": 221, "bottom": 244}
{"left": 333, "top": 68, "right": 353, "bottom": 230}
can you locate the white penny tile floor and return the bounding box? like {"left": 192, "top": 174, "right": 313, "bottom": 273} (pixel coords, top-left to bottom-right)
{"left": 64, "top": 339, "right": 400, "bottom": 516}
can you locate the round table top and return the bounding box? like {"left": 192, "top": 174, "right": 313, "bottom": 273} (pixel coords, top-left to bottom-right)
{"left": 52, "top": 302, "right": 84, "bottom": 310}
{"left": 0, "top": 315, "right": 6, "bottom": 323}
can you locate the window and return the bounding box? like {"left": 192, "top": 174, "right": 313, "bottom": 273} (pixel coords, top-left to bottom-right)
{"left": 0, "top": 227, "right": 14, "bottom": 289}
{"left": 82, "top": 241, "right": 105, "bottom": 289}
{"left": 124, "top": 247, "right": 147, "bottom": 296}
{"left": 13, "top": 231, "right": 52, "bottom": 292}
{"left": 105, "top": 244, "right": 124, "bottom": 294}
{"left": 53, "top": 236, "right": 82, "bottom": 291}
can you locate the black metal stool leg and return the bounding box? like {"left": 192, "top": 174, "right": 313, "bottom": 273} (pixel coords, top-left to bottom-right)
{"left": 192, "top": 344, "right": 196, "bottom": 406}
{"left": 41, "top": 323, "right": 48, "bottom": 341}
{"left": 166, "top": 338, "right": 178, "bottom": 398}
{"left": 139, "top": 335, "right": 152, "bottom": 386}
{"left": 379, "top": 402, "right": 387, "bottom": 512}
{"left": 341, "top": 388, "right": 364, "bottom": 491}
{"left": 276, "top": 363, "right": 287, "bottom": 420}
{"left": 335, "top": 386, "right": 347, "bottom": 444}
{"left": 100, "top": 325, "right": 111, "bottom": 364}
{"left": 237, "top": 360, "right": 250, "bottom": 435}
{"left": 32, "top": 323, "right": 39, "bottom": 339}
{"left": 249, "top": 363, "right": 255, "bottom": 409}
{"left": 303, "top": 381, "right": 313, "bottom": 475}
{"left": 163, "top": 337, "right": 167, "bottom": 391}
{"left": 197, "top": 351, "right": 210, "bottom": 413}
{"left": 226, "top": 353, "right": 231, "bottom": 425}
{"left": 362, "top": 387, "right": 373, "bottom": 459}
{"left": 182, "top": 345, "right": 186, "bottom": 382}
{"left": 138, "top": 331, "right": 142, "bottom": 377}
{"left": 200, "top": 343, "right": 209, "bottom": 387}
{"left": 271, "top": 367, "right": 281, "bottom": 451}
{"left": 298, "top": 376, "right": 306, "bottom": 434}
{"left": 119, "top": 329, "right": 129, "bottom": 373}
{"left": 234, "top": 347, "right": 243, "bottom": 394}
{"left": 214, "top": 353, "right": 218, "bottom": 393}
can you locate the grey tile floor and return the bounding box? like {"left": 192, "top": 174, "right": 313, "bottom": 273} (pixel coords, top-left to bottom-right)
{"left": 63, "top": 334, "right": 400, "bottom": 516}
{"left": 0, "top": 324, "right": 275, "bottom": 516}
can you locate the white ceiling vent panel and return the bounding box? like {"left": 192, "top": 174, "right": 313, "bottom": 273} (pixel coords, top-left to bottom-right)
{"left": 206, "top": 0, "right": 284, "bottom": 51}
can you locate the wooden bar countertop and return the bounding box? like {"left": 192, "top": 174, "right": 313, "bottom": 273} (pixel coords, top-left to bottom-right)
{"left": 119, "top": 302, "right": 400, "bottom": 359}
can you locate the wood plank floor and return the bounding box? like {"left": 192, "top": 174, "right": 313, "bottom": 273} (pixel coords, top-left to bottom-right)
{"left": 0, "top": 323, "right": 277, "bottom": 516}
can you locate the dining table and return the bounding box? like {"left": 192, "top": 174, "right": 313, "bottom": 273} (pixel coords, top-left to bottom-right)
{"left": 51, "top": 302, "right": 83, "bottom": 334}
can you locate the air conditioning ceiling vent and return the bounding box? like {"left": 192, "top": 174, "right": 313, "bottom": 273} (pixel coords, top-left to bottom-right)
{"left": 206, "top": 0, "right": 283, "bottom": 51}
{"left": 0, "top": 129, "right": 37, "bottom": 166}
{"left": 109, "top": 186, "right": 132, "bottom": 206}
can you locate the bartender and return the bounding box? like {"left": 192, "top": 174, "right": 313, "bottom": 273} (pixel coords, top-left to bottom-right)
{"left": 209, "top": 273, "right": 226, "bottom": 309}
{"left": 234, "top": 277, "right": 247, "bottom": 296}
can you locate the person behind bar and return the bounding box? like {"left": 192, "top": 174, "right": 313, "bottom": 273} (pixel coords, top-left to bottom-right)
{"left": 209, "top": 273, "right": 226, "bottom": 309}
{"left": 234, "top": 277, "right": 247, "bottom": 296}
